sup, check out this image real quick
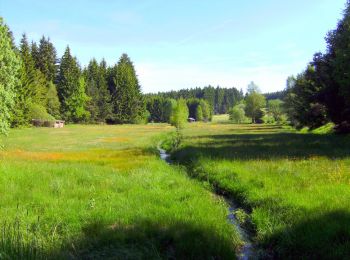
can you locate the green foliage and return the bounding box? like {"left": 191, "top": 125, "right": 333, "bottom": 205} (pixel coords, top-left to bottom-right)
{"left": 110, "top": 54, "right": 145, "bottom": 124}
{"left": 195, "top": 104, "right": 203, "bottom": 121}
{"left": 284, "top": 67, "right": 329, "bottom": 129}
{"left": 170, "top": 99, "right": 189, "bottom": 129}
{"left": 244, "top": 91, "right": 266, "bottom": 123}
{"left": 28, "top": 103, "right": 55, "bottom": 120}
{"left": 150, "top": 85, "right": 243, "bottom": 115}
{"left": 57, "top": 46, "right": 89, "bottom": 123}
{"left": 199, "top": 99, "right": 211, "bottom": 121}
{"left": 285, "top": 2, "right": 350, "bottom": 132}
{"left": 0, "top": 18, "right": 21, "bottom": 135}
{"left": 163, "top": 98, "right": 177, "bottom": 123}
{"left": 84, "top": 58, "right": 112, "bottom": 123}
{"left": 36, "top": 36, "right": 57, "bottom": 82}
{"left": 266, "top": 99, "right": 288, "bottom": 124}
{"left": 46, "top": 82, "right": 60, "bottom": 119}
{"left": 146, "top": 96, "right": 164, "bottom": 122}
{"left": 229, "top": 104, "right": 246, "bottom": 123}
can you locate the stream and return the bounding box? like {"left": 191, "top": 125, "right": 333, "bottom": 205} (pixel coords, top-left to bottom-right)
{"left": 157, "top": 145, "right": 255, "bottom": 260}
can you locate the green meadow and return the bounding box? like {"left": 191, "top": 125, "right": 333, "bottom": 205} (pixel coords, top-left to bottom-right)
{"left": 0, "top": 124, "right": 239, "bottom": 259}
{"left": 172, "top": 120, "right": 350, "bottom": 259}
{"left": 1, "top": 119, "right": 350, "bottom": 259}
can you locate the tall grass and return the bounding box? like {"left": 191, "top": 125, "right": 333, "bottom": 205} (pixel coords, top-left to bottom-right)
{"left": 0, "top": 124, "right": 240, "bottom": 259}
{"left": 172, "top": 122, "right": 350, "bottom": 258}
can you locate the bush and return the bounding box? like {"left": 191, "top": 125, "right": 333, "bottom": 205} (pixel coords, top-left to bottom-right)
{"left": 28, "top": 104, "right": 55, "bottom": 121}
{"left": 229, "top": 104, "right": 247, "bottom": 123}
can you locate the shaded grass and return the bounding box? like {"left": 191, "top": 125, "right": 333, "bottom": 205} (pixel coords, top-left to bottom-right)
{"left": 172, "top": 123, "right": 350, "bottom": 258}
{"left": 0, "top": 124, "right": 240, "bottom": 259}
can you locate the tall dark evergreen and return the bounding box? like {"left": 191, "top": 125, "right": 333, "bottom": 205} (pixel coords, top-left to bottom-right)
{"left": 98, "top": 59, "right": 112, "bottom": 121}
{"left": 84, "top": 58, "right": 112, "bottom": 122}
{"left": 110, "top": 54, "right": 145, "bottom": 123}
{"left": 30, "top": 41, "right": 40, "bottom": 69}
{"left": 37, "top": 36, "right": 57, "bottom": 82}
{"left": 284, "top": 1, "right": 350, "bottom": 132}
{"left": 57, "top": 46, "right": 89, "bottom": 122}
{"left": 324, "top": 2, "right": 350, "bottom": 127}
{"left": 12, "top": 34, "right": 47, "bottom": 126}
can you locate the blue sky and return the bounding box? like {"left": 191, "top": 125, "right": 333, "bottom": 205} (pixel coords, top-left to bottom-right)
{"left": 0, "top": 0, "right": 346, "bottom": 93}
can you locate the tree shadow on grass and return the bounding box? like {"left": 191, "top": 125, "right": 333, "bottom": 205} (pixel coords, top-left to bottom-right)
{"left": 52, "top": 218, "right": 237, "bottom": 260}
{"left": 173, "top": 132, "right": 350, "bottom": 162}
{"left": 2, "top": 218, "right": 238, "bottom": 259}
{"left": 264, "top": 210, "right": 350, "bottom": 259}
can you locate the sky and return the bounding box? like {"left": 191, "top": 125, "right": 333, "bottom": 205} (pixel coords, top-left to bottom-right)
{"left": 0, "top": 0, "right": 346, "bottom": 93}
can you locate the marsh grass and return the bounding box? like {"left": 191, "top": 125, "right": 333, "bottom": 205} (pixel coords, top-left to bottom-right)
{"left": 172, "top": 122, "right": 350, "bottom": 258}
{"left": 0, "top": 124, "right": 240, "bottom": 259}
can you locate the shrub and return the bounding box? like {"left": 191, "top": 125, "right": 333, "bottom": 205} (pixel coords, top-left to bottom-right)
{"left": 28, "top": 104, "right": 55, "bottom": 121}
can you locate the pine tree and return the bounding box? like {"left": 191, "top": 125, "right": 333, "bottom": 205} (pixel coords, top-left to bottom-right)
{"left": 30, "top": 41, "right": 40, "bottom": 68}
{"left": 84, "top": 58, "right": 112, "bottom": 123}
{"left": 0, "top": 18, "right": 21, "bottom": 135}
{"left": 12, "top": 34, "right": 47, "bottom": 126}
{"left": 85, "top": 59, "right": 100, "bottom": 121}
{"left": 97, "top": 59, "right": 112, "bottom": 122}
{"left": 37, "top": 36, "right": 57, "bottom": 82}
{"left": 110, "top": 54, "right": 145, "bottom": 123}
{"left": 57, "top": 46, "right": 89, "bottom": 122}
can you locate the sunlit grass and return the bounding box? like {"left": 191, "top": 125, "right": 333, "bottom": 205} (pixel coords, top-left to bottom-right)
{"left": 0, "top": 124, "right": 239, "bottom": 259}
{"left": 173, "top": 122, "right": 350, "bottom": 259}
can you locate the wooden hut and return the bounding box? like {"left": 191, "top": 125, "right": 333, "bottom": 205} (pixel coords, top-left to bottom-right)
{"left": 32, "top": 119, "right": 65, "bottom": 128}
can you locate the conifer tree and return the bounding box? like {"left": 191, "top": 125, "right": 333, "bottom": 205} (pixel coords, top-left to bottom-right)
{"left": 110, "top": 54, "right": 145, "bottom": 123}
{"left": 30, "top": 41, "right": 40, "bottom": 68}
{"left": 37, "top": 36, "right": 57, "bottom": 82}
{"left": 0, "top": 18, "right": 21, "bottom": 134}
{"left": 97, "top": 59, "right": 112, "bottom": 121}
{"left": 57, "top": 46, "right": 89, "bottom": 122}
{"left": 12, "top": 34, "right": 47, "bottom": 126}
{"left": 85, "top": 58, "right": 112, "bottom": 123}
{"left": 85, "top": 59, "right": 100, "bottom": 121}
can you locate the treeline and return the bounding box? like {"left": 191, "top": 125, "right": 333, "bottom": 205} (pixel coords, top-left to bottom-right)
{"left": 264, "top": 90, "right": 286, "bottom": 101}
{"left": 0, "top": 17, "right": 146, "bottom": 135}
{"left": 147, "top": 86, "right": 244, "bottom": 114}
{"left": 229, "top": 82, "right": 287, "bottom": 124}
{"left": 146, "top": 96, "right": 212, "bottom": 123}
{"left": 284, "top": 1, "right": 350, "bottom": 133}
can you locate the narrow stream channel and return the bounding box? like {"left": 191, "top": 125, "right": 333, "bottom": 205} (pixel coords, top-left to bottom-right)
{"left": 157, "top": 145, "right": 255, "bottom": 260}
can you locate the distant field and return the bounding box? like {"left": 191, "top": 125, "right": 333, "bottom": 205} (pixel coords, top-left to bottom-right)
{"left": 0, "top": 124, "right": 239, "bottom": 259}
{"left": 173, "top": 123, "right": 350, "bottom": 259}
{"left": 212, "top": 114, "right": 230, "bottom": 123}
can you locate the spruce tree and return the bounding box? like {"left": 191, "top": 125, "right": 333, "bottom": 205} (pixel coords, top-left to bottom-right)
{"left": 57, "top": 46, "right": 89, "bottom": 122}
{"left": 37, "top": 36, "right": 57, "bottom": 82}
{"left": 12, "top": 34, "right": 47, "bottom": 126}
{"left": 85, "top": 58, "right": 112, "bottom": 123}
{"left": 30, "top": 41, "right": 40, "bottom": 68}
{"left": 110, "top": 54, "right": 145, "bottom": 123}
{"left": 97, "top": 59, "right": 112, "bottom": 122}
{"left": 85, "top": 59, "right": 100, "bottom": 121}
{"left": 0, "top": 18, "right": 21, "bottom": 134}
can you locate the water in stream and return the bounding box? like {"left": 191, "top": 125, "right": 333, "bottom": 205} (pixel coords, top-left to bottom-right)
{"left": 157, "top": 145, "right": 255, "bottom": 259}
